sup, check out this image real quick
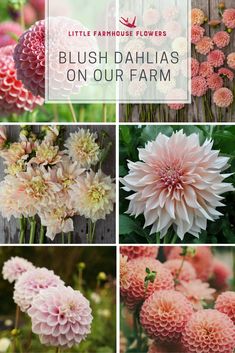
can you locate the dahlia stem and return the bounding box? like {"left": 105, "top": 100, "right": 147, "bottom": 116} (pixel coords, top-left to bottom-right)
{"left": 133, "top": 311, "right": 142, "bottom": 352}
{"left": 19, "top": 0, "right": 25, "bottom": 30}
{"left": 233, "top": 249, "right": 235, "bottom": 291}
{"left": 55, "top": 348, "right": 60, "bottom": 353}
{"left": 155, "top": 233, "right": 160, "bottom": 244}
{"left": 67, "top": 232, "right": 72, "bottom": 243}
{"left": 171, "top": 233, "right": 178, "bottom": 244}
{"left": 174, "top": 249, "right": 187, "bottom": 286}
{"left": 102, "top": 103, "right": 107, "bottom": 122}
{"left": 52, "top": 104, "right": 59, "bottom": 122}
{"left": 68, "top": 101, "right": 77, "bottom": 122}
{"left": 12, "top": 305, "right": 21, "bottom": 353}
{"left": 90, "top": 222, "right": 96, "bottom": 243}
{"left": 29, "top": 216, "right": 36, "bottom": 244}
{"left": 19, "top": 216, "right": 26, "bottom": 244}
{"left": 61, "top": 232, "right": 65, "bottom": 244}
{"left": 39, "top": 225, "right": 45, "bottom": 244}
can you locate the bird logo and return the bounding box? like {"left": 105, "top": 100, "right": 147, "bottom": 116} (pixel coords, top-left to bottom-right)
{"left": 119, "top": 16, "right": 137, "bottom": 28}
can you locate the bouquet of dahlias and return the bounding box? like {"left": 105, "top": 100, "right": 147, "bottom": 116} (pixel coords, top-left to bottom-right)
{"left": 0, "top": 125, "right": 116, "bottom": 243}
{"left": 120, "top": 246, "right": 235, "bottom": 353}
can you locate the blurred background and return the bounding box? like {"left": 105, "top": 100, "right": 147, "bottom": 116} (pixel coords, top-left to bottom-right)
{"left": 0, "top": 246, "right": 116, "bottom": 353}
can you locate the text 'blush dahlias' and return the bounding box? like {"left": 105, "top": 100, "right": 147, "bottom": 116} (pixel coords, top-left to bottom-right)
{"left": 215, "top": 291, "right": 235, "bottom": 324}
{"left": 182, "top": 309, "right": 235, "bottom": 353}
{"left": 120, "top": 257, "right": 174, "bottom": 310}
{"left": 28, "top": 286, "right": 93, "bottom": 348}
{"left": 2, "top": 256, "right": 34, "bottom": 283}
{"left": 121, "top": 130, "right": 234, "bottom": 240}
{"left": 14, "top": 20, "right": 45, "bottom": 98}
{"left": 0, "top": 45, "right": 43, "bottom": 116}
{"left": 13, "top": 267, "right": 64, "bottom": 312}
{"left": 140, "top": 290, "right": 193, "bottom": 342}
{"left": 120, "top": 246, "right": 159, "bottom": 260}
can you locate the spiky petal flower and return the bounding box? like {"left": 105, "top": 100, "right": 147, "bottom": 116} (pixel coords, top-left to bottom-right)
{"left": 215, "top": 291, "right": 235, "bottom": 324}
{"left": 163, "top": 259, "right": 196, "bottom": 282}
{"left": 70, "top": 170, "right": 115, "bottom": 222}
{"left": 182, "top": 309, "right": 235, "bottom": 353}
{"left": 2, "top": 256, "right": 34, "bottom": 283}
{"left": 14, "top": 20, "right": 45, "bottom": 98}
{"left": 120, "top": 257, "right": 174, "bottom": 310}
{"left": 13, "top": 267, "right": 64, "bottom": 312}
{"left": 0, "top": 45, "right": 43, "bottom": 116}
{"left": 28, "top": 286, "right": 92, "bottom": 348}
{"left": 140, "top": 290, "right": 193, "bottom": 342}
{"left": 65, "top": 129, "right": 100, "bottom": 168}
{"left": 120, "top": 246, "right": 159, "bottom": 260}
{"left": 121, "top": 130, "right": 234, "bottom": 240}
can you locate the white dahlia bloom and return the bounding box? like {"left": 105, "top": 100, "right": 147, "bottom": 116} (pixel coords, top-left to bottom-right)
{"left": 121, "top": 130, "right": 234, "bottom": 240}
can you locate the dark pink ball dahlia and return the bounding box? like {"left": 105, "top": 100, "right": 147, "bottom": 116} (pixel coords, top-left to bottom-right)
{"left": 0, "top": 45, "right": 43, "bottom": 116}
{"left": 0, "top": 22, "right": 23, "bottom": 48}
{"left": 14, "top": 20, "right": 45, "bottom": 98}
{"left": 140, "top": 290, "right": 193, "bottom": 342}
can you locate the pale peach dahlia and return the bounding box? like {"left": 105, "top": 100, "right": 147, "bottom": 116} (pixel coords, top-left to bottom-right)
{"left": 121, "top": 130, "right": 234, "bottom": 240}
{"left": 182, "top": 309, "right": 235, "bottom": 353}
{"left": 227, "top": 52, "right": 235, "bottom": 70}
{"left": 215, "top": 291, "right": 235, "bottom": 324}
{"left": 222, "top": 8, "right": 235, "bottom": 29}
{"left": 120, "top": 246, "right": 159, "bottom": 260}
{"left": 163, "top": 259, "right": 196, "bottom": 282}
{"left": 140, "top": 290, "right": 193, "bottom": 342}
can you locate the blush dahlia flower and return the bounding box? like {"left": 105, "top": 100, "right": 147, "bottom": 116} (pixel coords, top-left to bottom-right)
{"left": 207, "top": 49, "right": 225, "bottom": 67}
{"left": 14, "top": 20, "right": 45, "bottom": 98}
{"left": 120, "top": 246, "right": 159, "bottom": 260}
{"left": 199, "top": 62, "right": 214, "bottom": 78}
{"left": 207, "top": 73, "right": 223, "bottom": 91}
{"left": 215, "top": 291, "right": 235, "bottom": 324}
{"left": 213, "top": 31, "right": 230, "bottom": 49}
{"left": 167, "top": 246, "right": 213, "bottom": 281}
{"left": 140, "top": 290, "right": 193, "bottom": 342}
{"left": 191, "top": 8, "right": 205, "bottom": 25}
{"left": 222, "top": 8, "right": 235, "bottom": 29}
{"left": 2, "top": 256, "right": 34, "bottom": 283}
{"left": 0, "top": 22, "right": 23, "bottom": 47}
{"left": 191, "top": 58, "right": 200, "bottom": 77}
{"left": 191, "top": 25, "right": 205, "bottom": 45}
{"left": 211, "top": 259, "right": 232, "bottom": 290}
{"left": 227, "top": 52, "right": 235, "bottom": 69}
{"left": 121, "top": 130, "right": 234, "bottom": 240}
{"left": 120, "top": 257, "right": 174, "bottom": 310}
{"left": 163, "top": 259, "right": 196, "bottom": 282}
{"left": 191, "top": 76, "right": 208, "bottom": 96}
{"left": 182, "top": 309, "right": 235, "bottom": 353}
{"left": 65, "top": 129, "right": 100, "bottom": 168}
{"left": 195, "top": 37, "right": 214, "bottom": 55}
{"left": 28, "top": 286, "right": 93, "bottom": 348}
{"left": 213, "top": 87, "right": 233, "bottom": 108}
{"left": 70, "top": 170, "right": 115, "bottom": 222}
{"left": 218, "top": 67, "right": 234, "bottom": 81}
{"left": 0, "top": 45, "right": 43, "bottom": 116}
{"left": 13, "top": 267, "right": 64, "bottom": 312}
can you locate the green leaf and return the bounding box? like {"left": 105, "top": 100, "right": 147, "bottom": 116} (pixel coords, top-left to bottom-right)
{"left": 119, "top": 215, "right": 147, "bottom": 237}
{"left": 140, "top": 125, "right": 173, "bottom": 145}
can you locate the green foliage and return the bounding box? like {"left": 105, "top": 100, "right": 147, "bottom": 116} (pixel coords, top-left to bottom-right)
{"left": 119, "top": 125, "right": 235, "bottom": 244}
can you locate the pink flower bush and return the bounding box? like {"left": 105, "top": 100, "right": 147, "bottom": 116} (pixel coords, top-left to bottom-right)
{"left": 121, "top": 130, "right": 234, "bottom": 240}
{"left": 120, "top": 246, "right": 159, "bottom": 260}
{"left": 213, "top": 31, "right": 230, "bottom": 49}
{"left": 207, "top": 73, "right": 223, "bottom": 91}
{"left": 140, "top": 290, "right": 193, "bottom": 342}
{"left": 182, "top": 309, "right": 235, "bottom": 353}
{"left": 195, "top": 36, "right": 214, "bottom": 55}
{"left": 0, "top": 45, "right": 43, "bottom": 116}
{"left": 191, "top": 76, "right": 208, "bottom": 96}
{"left": 28, "top": 286, "right": 93, "bottom": 348}
{"left": 2, "top": 256, "right": 34, "bottom": 283}
{"left": 191, "top": 25, "right": 205, "bottom": 44}
{"left": 215, "top": 291, "right": 235, "bottom": 324}
{"left": 0, "top": 22, "right": 23, "bottom": 47}
{"left": 207, "top": 50, "right": 225, "bottom": 67}
{"left": 13, "top": 267, "right": 64, "bottom": 312}
{"left": 222, "top": 8, "right": 235, "bottom": 29}
{"left": 14, "top": 20, "right": 45, "bottom": 98}
{"left": 213, "top": 87, "right": 233, "bottom": 107}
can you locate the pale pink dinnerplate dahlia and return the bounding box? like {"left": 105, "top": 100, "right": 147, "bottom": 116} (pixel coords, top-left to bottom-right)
{"left": 2, "top": 256, "right": 34, "bottom": 283}
{"left": 121, "top": 130, "right": 234, "bottom": 240}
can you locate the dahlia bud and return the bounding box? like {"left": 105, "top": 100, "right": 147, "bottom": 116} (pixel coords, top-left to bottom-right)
{"left": 227, "top": 28, "right": 233, "bottom": 33}
{"left": 8, "top": 0, "right": 26, "bottom": 11}
{"left": 78, "top": 262, "right": 86, "bottom": 270}
{"left": 218, "top": 2, "right": 225, "bottom": 10}
{"left": 97, "top": 272, "right": 107, "bottom": 281}
{"left": 208, "top": 19, "right": 221, "bottom": 27}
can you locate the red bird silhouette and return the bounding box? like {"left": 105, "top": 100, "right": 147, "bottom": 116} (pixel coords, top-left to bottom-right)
{"left": 119, "top": 16, "right": 137, "bottom": 28}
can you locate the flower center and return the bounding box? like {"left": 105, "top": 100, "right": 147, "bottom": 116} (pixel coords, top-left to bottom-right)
{"left": 159, "top": 165, "right": 182, "bottom": 189}
{"left": 88, "top": 185, "right": 106, "bottom": 203}
{"left": 28, "top": 176, "right": 47, "bottom": 197}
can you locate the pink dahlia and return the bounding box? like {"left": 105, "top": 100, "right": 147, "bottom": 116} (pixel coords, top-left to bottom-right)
{"left": 213, "top": 87, "right": 233, "bottom": 108}
{"left": 182, "top": 309, "right": 235, "bottom": 353}
{"left": 2, "top": 256, "right": 34, "bottom": 283}
{"left": 120, "top": 246, "right": 159, "bottom": 260}
{"left": 120, "top": 257, "right": 174, "bottom": 310}
{"left": 29, "top": 0, "right": 45, "bottom": 17}
{"left": 191, "top": 8, "right": 205, "bottom": 25}
{"left": 210, "top": 259, "right": 232, "bottom": 290}
{"left": 0, "top": 45, "right": 43, "bottom": 116}
{"left": 199, "top": 62, "right": 214, "bottom": 78}
{"left": 13, "top": 267, "right": 64, "bottom": 312}
{"left": 222, "top": 8, "right": 235, "bottom": 29}
{"left": 191, "top": 58, "right": 200, "bottom": 77}
{"left": 227, "top": 52, "right": 235, "bottom": 69}
{"left": 215, "top": 291, "right": 235, "bottom": 324}
{"left": 14, "top": 20, "right": 45, "bottom": 98}
{"left": 195, "top": 37, "right": 214, "bottom": 55}
{"left": 121, "top": 131, "right": 234, "bottom": 240}
{"left": 28, "top": 286, "right": 92, "bottom": 348}
{"left": 218, "top": 68, "right": 234, "bottom": 81}
{"left": 148, "top": 341, "right": 185, "bottom": 353}
{"left": 213, "top": 31, "right": 230, "bottom": 49}
{"left": 0, "top": 22, "right": 23, "bottom": 48}
{"left": 168, "top": 247, "right": 214, "bottom": 281}
{"left": 140, "top": 290, "right": 193, "bottom": 342}
{"left": 207, "top": 73, "right": 223, "bottom": 91}
{"left": 192, "top": 76, "right": 208, "bottom": 96}
{"left": 207, "top": 49, "right": 225, "bottom": 67}
{"left": 167, "top": 103, "right": 185, "bottom": 110}
{"left": 164, "top": 259, "right": 196, "bottom": 282}
{"left": 191, "top": 25, "right": 205, "bottom": 45}
{"left": 177, "top": 279, "right": 215, "bottom": 310}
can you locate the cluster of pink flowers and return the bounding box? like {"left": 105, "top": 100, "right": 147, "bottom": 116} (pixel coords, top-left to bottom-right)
{"left": 0, "top": 126, "right": 115, "bottom": 241}
{"left": 2, "top": 255, "right": 93, "bottom": 349}
{"left": 120, "top": 246, "right": 235, "bottom": 353}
